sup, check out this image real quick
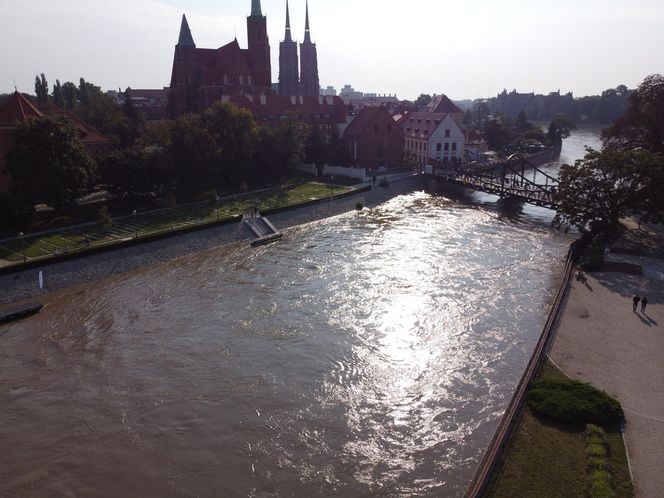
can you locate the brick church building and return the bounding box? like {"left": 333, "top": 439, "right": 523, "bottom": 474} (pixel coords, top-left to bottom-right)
{"left": 168, "top": 0, "right": 321, "bottom": 119}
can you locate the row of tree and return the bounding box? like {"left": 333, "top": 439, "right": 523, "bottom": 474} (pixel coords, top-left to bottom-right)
{"left": 488, "top": 85, "right": 632, "bottom": 125}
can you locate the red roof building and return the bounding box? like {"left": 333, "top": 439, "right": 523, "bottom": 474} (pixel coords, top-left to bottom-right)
{"left": 168, "top": 2, "right": 273, "bottom": 118}
{"left": 426, "top": 94, "right": 464, "bottom": 127}
{"left": 0, "top": 92, "right": 111, "bottom": 194}
{"left": 228, "top": 94, "right": 348, "bottom": 140}
{"left": 342, "top": 106, "right": 404, "bottom": 171}
{"left": 399, "top": 111, "right": 465, "bottom": 167}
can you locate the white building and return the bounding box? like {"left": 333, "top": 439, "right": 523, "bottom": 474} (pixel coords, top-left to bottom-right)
{"left": 400, "top": 112, "right": 465, "bottom": 167}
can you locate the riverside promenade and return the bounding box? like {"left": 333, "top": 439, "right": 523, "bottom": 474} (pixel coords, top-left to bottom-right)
{"left": 549, "top": 255, "right": 664, "bottom": 497}
{"left": 0, "top": 175, "right": 422, "bottom": 306}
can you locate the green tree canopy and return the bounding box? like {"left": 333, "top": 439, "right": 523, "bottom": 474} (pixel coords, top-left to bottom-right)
{"left": 62, "top": 82, "right": 77, "bottom": 110}
{"left": 52, "top": 80, "right": 64, "bottom": 108}
{"left": 415, "top": 94, "right": 432, "bottom": 107}
{"left": 602, "top": 74, "right": 664, "bottom": 153}
{"left": 553, "top": 148, "right": 664, "bottom": 234}
{"left": 34, "top": 73, "right": 49, "bottom": 107}
{"left": 7, "top": 115, "right": 96, "bottom": 211}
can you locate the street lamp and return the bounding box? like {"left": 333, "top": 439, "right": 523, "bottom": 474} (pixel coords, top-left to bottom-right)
{"left": 132, "top": 210, "right": 138, "bottom": 239}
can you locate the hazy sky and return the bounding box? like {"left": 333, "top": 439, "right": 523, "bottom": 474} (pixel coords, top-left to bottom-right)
{"left": 2, "top": 0, "right": 663, "bottom": 100}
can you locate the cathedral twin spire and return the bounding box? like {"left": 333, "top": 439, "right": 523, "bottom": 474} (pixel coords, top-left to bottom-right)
{"left": 282, "top": 1, "right": 314, "bottom": 44}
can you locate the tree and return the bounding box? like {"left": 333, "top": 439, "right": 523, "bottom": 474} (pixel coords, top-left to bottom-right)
{"left": 170, "top": 113, "right": 218, "bottom": 193}
{"left": 515, "top": 110, "right": 529, "bottom": 132}
{"left": 78, "top": 78, "right": 90, "bottom": 106}
{"left": 34, "top": 73, "right": 49, "bottom": 107}
{"left": 6, "top": 115, "right": 96, "bottom": 212}
{"left": 117, "top": 87, "right": 143, "bottom": 148}
{"left": 99, "top": 146, "right": 174, "bottom": 203}
{"left": 484, "top": 119, "right": 511, "bottom": 152}
{"left": 62, "top": 82, "right": 77, "bottom": 110}
{"left": 199, "top": 102, "right": 256, "bottom": 185}
{"left": 52, "top": 80, "right": 64, "bottom": 108}
{"left": 546, "top": 114, "right": 576, "bottom": 146}
{"left": 415, "top": 94, "right": 432, "bottom": 108}
{"left": 602, "top": 74, "right": 664, "bottom": 153}
{"left": 553, "top": 148, "right": 664, "bottom": 234}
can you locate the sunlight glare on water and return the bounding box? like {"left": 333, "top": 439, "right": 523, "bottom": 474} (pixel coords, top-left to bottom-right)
{"left": 0, "top": 191, "right": 571, "bottom": 497}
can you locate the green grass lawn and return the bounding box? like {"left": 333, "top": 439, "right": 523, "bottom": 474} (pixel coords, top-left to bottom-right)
{"left": 484, "top": 361, "right": 633, "bottom": 498}
{"left": 0, "top": 182, "right": 349, "bottom": 263}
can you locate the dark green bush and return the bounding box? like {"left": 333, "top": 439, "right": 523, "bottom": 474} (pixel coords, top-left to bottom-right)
{"left": 355, "top": 201, "right": 364, "bottom": 210}
{"left": 526, "top": 379, "right": 623, "bottom": 425}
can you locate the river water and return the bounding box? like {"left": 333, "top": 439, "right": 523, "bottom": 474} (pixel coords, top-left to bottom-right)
{"left": 0, "top": 131, "right": 602, "bottom": 497}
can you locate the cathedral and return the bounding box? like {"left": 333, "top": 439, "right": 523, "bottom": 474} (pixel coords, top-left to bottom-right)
{"left": 168, "top": 0, "right": 320, "bottom": 118}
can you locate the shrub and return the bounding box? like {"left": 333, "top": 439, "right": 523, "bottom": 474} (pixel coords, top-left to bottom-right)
{"left": 355, "top": 201, "right": 364, "bottom": 210}
{"left": 526, "top": 378, "right": 623, "bottom": 425}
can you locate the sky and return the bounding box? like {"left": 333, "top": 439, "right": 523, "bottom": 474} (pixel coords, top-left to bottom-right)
{"left": 1, "top": 0, "right": 663, "bottom": 101}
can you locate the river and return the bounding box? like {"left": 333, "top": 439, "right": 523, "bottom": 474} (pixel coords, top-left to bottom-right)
{"left": 0, "top": 130, "right": 602, "bottom": 497}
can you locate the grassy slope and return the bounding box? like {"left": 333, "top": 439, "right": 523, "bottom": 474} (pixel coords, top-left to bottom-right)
{"left": 0, "top": 183, "right": 349, "bottom": 262}
{"left": 484, "top": 361, "right": 633, "bottom": 498}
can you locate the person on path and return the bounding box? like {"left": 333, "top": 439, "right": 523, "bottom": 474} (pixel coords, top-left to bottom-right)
{"left": 633, "top": 294, "right": 641, "bottom": 311}
{"left": 641, "top": 296, "right": 649, "bottom": 313}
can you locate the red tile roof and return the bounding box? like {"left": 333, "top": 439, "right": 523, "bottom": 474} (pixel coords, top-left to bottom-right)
{"left": 51, "top": 110, "right": 109, "bottom": 146}
{"left": 229, "top": 95, "right": 347, "bottom": 124}
{"left": 0, "top": 92, "right": 110, "bottom": 148}
{"left": 343, "top": 106, "right": 383, "bottom": 137}
{"left": 0, "top": 92, "right": 42, "bottom": 127}
{"left": 400, "top": 112, "right": 450, "bottom": 139}
{"left": 431, "top": 94, "right": 462, "bottom": 114}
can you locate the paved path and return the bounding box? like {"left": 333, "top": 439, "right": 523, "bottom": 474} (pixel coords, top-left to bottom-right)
{"left": 549, "top": 256, "right": 664, "bottom": 498}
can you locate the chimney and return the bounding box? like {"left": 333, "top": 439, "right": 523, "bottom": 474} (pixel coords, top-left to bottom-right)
{"left": 260, "top": 93, "right": 267, "bottom": 105}
{"left": 290, "top": 95, "right": 297, "bottom": 105}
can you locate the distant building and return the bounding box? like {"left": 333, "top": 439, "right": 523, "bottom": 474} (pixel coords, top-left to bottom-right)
{"left": 0, "top": 92, "right": 111, "bottom": 194}
{"left": 399, "top": 111, "right": 465, "bottom": 167}
{"left": 339, "top": 85, "right": 364, "bottom": 102}
{"left": 343, "top": 106, "right": 404, "bottom": 171}
{"left": 127, "top": 89, "right": 169, "bottom": 121}
{"left": 320, "top": 86, "right": 337, "bottom": 96}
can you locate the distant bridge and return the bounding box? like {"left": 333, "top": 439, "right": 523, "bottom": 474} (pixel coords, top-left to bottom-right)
{"left": 431, "top": 154, "right": 560, "bottom": 210}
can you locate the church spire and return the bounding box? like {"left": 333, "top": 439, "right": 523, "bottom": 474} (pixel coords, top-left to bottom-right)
{"left": 251, "top": 0, "right": 263, "bottom": 17}
{"left": 177, "top": 14, "right": 195, "bottom": 46}
{"left": 284, "top": 0, "right": 292, "bottom": 42}
{"left": 303, "top": 0, "right": 311, "bottom": 43}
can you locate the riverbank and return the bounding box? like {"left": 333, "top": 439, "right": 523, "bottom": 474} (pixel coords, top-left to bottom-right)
{"left": 0, "top": 176, "right": 423, "bottom": 306}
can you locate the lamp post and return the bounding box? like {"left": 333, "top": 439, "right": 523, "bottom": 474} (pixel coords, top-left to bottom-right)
{"left": 132, "top": 210, "right": 138, "bottom": 239}
{"left": 18, "top": 232, "right": 26, "bottom": 262}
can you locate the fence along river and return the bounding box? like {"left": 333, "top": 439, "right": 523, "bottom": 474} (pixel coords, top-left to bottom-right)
{"left": 0, "top": 130, "right": 601, "bottom": 496}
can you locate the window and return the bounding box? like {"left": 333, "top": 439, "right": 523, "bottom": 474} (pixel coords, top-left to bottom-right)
{"left": 445, "top": 129, "right": 451, "bottom": 137}
{"left": 406, "top": 127, "right": 411, "bottom": 132}
{"left": 436, "top": 143, "right": 442, "bottom": 152}
{"left": 452, "top": 143, "right": 457, "bottom": 151}
{"left": 444, "top": 143, "right": 450, "bottom": 151}
{"left": 374, "top": 123, "right": 379, "bottom": 134}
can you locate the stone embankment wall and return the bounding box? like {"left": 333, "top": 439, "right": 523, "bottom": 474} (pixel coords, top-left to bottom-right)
{"left": 0, "top": 177, "right": 423, "bottom": 305}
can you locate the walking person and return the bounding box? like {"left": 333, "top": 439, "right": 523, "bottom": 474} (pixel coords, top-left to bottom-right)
{"left": 641, "top": 296, "right": 649, "bottom": 313}
{"left": 633, "top": 294, "right": 641, "bottom": 312}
